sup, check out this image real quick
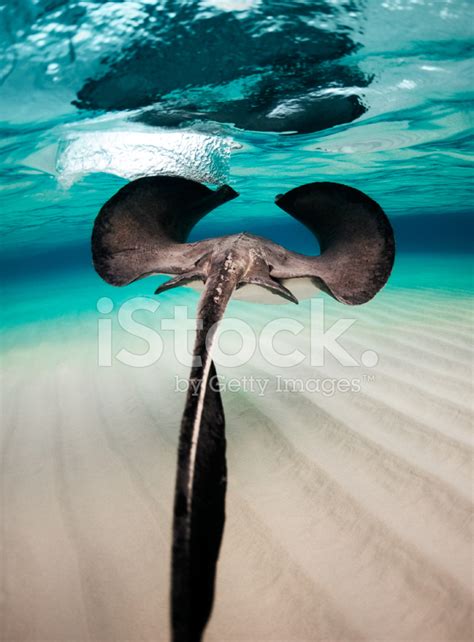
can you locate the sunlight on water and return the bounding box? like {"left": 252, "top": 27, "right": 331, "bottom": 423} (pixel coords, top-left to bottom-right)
{"left": 56, "top": 128, "right": 237, "bottom": 187}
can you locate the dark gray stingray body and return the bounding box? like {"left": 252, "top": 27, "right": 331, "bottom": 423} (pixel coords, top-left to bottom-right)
{"left": 91, "top": 176, "right": 395, "bottom": 642}
{"left": 92, "top": 176, "right": 394, "bottom": 305}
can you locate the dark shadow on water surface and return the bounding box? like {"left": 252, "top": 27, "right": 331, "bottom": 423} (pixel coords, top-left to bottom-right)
{"left": 73, "top": 0, "right": 371, "bottom": 135}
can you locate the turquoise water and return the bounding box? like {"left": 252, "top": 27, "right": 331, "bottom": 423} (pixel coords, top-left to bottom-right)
{"left": 1, "top": 0, "right": 473, "bottom": 338}
{"left": 0, "top": 7, "right": 473, "bottom": 639}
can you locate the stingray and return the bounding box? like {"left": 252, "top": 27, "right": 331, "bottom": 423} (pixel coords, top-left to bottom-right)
{"left": 91, "top": 176, "right": 394, "bottom": 642}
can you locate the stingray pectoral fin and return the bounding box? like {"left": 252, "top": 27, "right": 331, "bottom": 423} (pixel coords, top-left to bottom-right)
{"left": 171, "top": 266, "right": 241, "bottom": 642}
{"left": 91, "top": 176, "right": 238, "bottom": 286}
{"left": 273, "top": 182, "right": 395, "bottom": 304}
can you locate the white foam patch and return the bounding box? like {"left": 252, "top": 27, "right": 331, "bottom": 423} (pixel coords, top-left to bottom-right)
{"left": 200, "top": 0, "right": 261, "bottom": 12}
{"left": 56, "top": 130, "right": 238, "bottom": 188}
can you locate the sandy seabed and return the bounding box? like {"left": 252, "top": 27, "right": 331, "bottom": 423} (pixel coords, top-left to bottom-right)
{"left": 1, "top": 288, "right": 473, "bottom": 642}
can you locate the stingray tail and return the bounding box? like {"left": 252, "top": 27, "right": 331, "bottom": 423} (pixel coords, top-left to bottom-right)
{"left": 171, "top": 266, "right": 241, "bottom": 642}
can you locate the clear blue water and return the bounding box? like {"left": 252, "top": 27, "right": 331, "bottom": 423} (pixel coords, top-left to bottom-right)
{"left": 0, "top": 0, "right": 473, "bottom": 340}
